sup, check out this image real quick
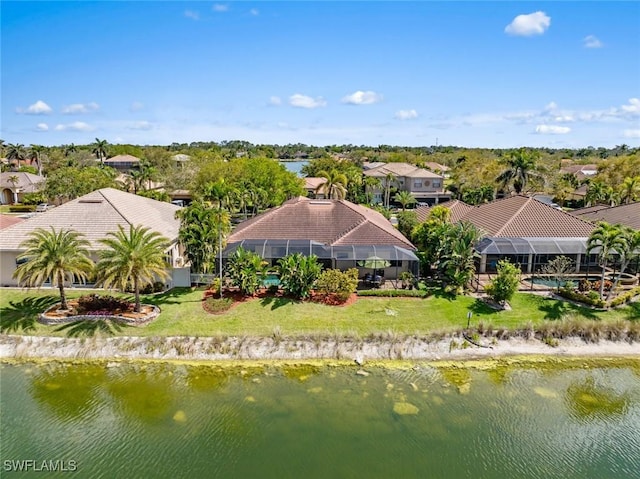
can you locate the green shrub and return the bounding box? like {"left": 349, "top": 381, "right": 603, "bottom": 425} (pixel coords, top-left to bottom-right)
{"left": 315, "top": 268, "right": 358, "bottom": 301}
{"left": 8, "top": 205, "right": 36, "bottom": 212}
{"left": 485, "top": 260, "right": 520, "bottom": 305}
{"left": 203, "top": 297, "right": 234, "bottom": 314}
{"left": 557, "top": 288, "right": 606, "bottom": 308}
{"left": 226, "top": 247, "right": 267, "bottom": 296}
{"left": 77, "top": 295, "right": 132, "bottom": 313}
{"left": 609, "top": 286, "right": 640, "bottom": 307}
{"left": 278, "top": 253, "right": 322, "bottom": 299}
{"left": 21, "top": 192, "right": 47, "bottom": 205}
{"left": 357, "top": 289, "right": 429, "bottom": 298}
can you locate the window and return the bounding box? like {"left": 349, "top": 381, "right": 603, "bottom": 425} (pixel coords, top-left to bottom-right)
{"left": 433, "top": 181, "right": 441, "bottom": 188}
{"left": 413, "top": 181, "right": 422, "bottom": 188}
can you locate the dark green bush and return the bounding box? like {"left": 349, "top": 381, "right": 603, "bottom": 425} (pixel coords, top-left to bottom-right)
{"left": 315, "top": 268, "right": 358, "bottom": 301}
{"left": 203, "top": 297, "right": 234, "bottom": 314}
{"left": 8, "top": 205, "right": 36, "bottom": 212}
{"left": 77, "top": 295, "right": 132, "bottom": 313}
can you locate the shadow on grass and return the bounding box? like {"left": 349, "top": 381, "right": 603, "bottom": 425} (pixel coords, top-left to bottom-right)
{"left": 431, "top": 289, "right": 458, "bottom": 301}
{"left": 538, "top": 297, "right": 600, "bottom": 321}
{"left": 142, "top": 287, "right": 202, "bottom": 307}
{"left": 260, "top": 296, "right": 297, "bottom": 310}
{"left": 54, "top": 318, "right": 128, "bottom": 337}
{"left": 468, "top": 299, "right": 499, "bottom": 317}
{"left": 0, "top": 295, "right": 59, "bottom": 333}
{"left": 626, "top": 302, "right": 640, "bottom": 321}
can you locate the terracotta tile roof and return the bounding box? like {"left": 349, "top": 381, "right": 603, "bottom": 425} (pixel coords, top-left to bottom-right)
{"left": 424, "top": 162, "right": 450, "bottom": 172}
{"left": 228, "top": 196, "right": 415, "bottom": 249}
{"left": 457, "top": 195, "right": 596, "bottom": 237}
{"left": 304, "top": 177, "right": 327, "bottom": 190}
{"left": 0, "top": 214, "right": 24, "bottom": 229}
{"left": 571, "top": 202, "right": 640, "bottom": 230}
{"left": 415, "top": 200, "right": 473, "bottom": 223}
{"left": 363, "top": 162, "right": 442, "bottom": 179}
{"left": 0, "top": 172, "right": 45, "bottom": 193}
{"left": 0, "top": 188, "right": 181, "bottom": 251}
{"left": 103, "top": 154, "right": 141, "bottom": 163}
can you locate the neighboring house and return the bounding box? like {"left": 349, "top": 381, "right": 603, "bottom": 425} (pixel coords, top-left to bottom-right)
{"left": 560, "top": 163, "right": 599, "bottom": 182}
{"left": 0, "top": 172, "right": 45, "bottom": 205}
{"left": 363, "top": 162, "right": 451, "bottom": 206}
{"left": 103, "top": 154, "right": 141, "bottom": 172}
{"left": 304, "top": 177, "right": 328, "bottom": 199}
{"left": 571, "top": 202, "right": 640, "bottom": 231}
{"left": 427, "top": 195, "right": 596, "bottom": 274}
{"left": 0, "top": 187, "right": 188, "bottom": 287}
{"left": 423, "top": 162, "right": 451, "bottom": 178}
{"left": 223, "top": 197, "right": 419, "bottom": 279}
{"left": 0, "top": 214, "right": 24, "bottom": 230}
{"left": 415, "top": 200, "right": 473, "bottom": 224}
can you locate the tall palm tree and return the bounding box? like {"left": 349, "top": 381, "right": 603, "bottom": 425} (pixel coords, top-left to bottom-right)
{"left": 95, "top": 225, "right": 170, "bottom": 312}
{"left": 316, "top": 169, "right": 348, "bottom": 200}
{"left": 383, "top": 172, "right": 396, "bottom": 209}
{"left": 585, "top": 181, "right": 606, "bottom": 207}
{"left": 363, "top": 176, "right": 381, "bottom": 205}
{"left": 620, "top": 176, "right": 640, "bottom": 204}
{"left": 29, "top": 145, "right": 46, "bottom": 176}
{"left": 6, "top": 143, "right": 27, "bottom": 170}
{"left": 606, "top": 228, "right": 640, "bottom": 301}
{"left": 63, "top": 143, "right": 77, "bottom": 157}
{"left": 92, "top": 138, "right": 108, "bottom": 164}
{"left": 394, "top": 190, "right": 416, "bottom": 211}
{"left": 495, "top": 148, "right": 541, "bottom": 194}
{"left": 587, "top": 222, "right": 627, "bottom": 300}
{"left": 13, "top": 228, "right": 94, "bottom": 310}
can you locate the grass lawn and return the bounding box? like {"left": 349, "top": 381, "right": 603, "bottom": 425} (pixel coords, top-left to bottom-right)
{"left": 1, "top": 287, "right": 638, "bottom": 338}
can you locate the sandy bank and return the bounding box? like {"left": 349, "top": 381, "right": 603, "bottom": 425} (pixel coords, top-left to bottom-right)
{"left": 2, "top": 334, "right": 639, "bottom": 363}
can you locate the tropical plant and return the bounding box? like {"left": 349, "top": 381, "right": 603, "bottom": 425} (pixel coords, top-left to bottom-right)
{"left": 495, "top": 148, "right": 542, "bottom": 194}
{"left": 440, "top": 221, "right": 483, "bottom": 294}
{"left": 6, "top": 143, "right": 27, "bottom": 169}
{"left": 95, "top": 225, "right": 170, "bottom": 312}
{"left": 316, "top": 169, "right": 348, "bottom": 200}
{"left": 383, "top": 172, "right": 396, "bottom": 209}
{"left": 176, "top": 201, "right": 230, "bottom": 274}
{"left": 13, "top": 228, "right": 94, "bottom": 310}
{"left": 620, "top": 176, "right": 640, "bottom": 204}
{"left": 606, "top": 227, "right": 640, "bottom": 301}
{"left": 396, "top": 211, "right": 418, "bottom": 240}
{"left": 485, "top": 260, "right": 521, "bottom": 305}
{"left": 394, "top": 190, "right": 416, "bottom": 211}
{"left": 587, "top": 222, "right": 627, "bottom": 300}
{"left": 226, "top": 247, "right": 267, "bottom": 296}
{"left": 585, "top": 181, "right": 606, "bottom": 207}
{"left": 92, "top": 138, "right": 109, "bottom": 164}
{"left": 277, "top": 253, "right": 322, "bottom": 299}
{"left": 29, "top": 145, "right": 46, "bottom": 176}
{"left": 363, "top": 176, "right": 381, "bottom": 204}
{"left": 315, "top": 268, "right": 358, "bottom": 301}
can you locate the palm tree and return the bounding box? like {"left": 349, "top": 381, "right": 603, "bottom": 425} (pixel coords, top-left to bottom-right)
{"left": 95, "top": 225, "right": 170, "bottom": 312}
{"left": 29, "top": 145, "right": 46, "bottom": 176}
{"left": 620, "top": 176, "right": 640, "bottom": 204}
{"left": 92, "top": 138, "right": 108, "bottom": 164}
{"left": 585, "top": 181, "right": 606, "bottom": 207}
{"left": 495, "top": 148, "right": 541, "bottom": 194}
{"left": 394, "top": 190, "right": 416, "bottom": 211}
{"left": 383, "top": 172, "right": 396, "bottom": 209}
{"left": 606, "top": 227, "right": 640, "bottom": 301}
{"left": 63, "top": 143, "right": 77, "bottom": 157}
{"left": 363, "top": 176, "right": 381, "bottom": 204}
{"left": 587, "top": 222, "right": 627, "bottom": 300}
{"left": 6, "top": 143, "right": 27, "bottom": 170}
{"left": 316, "top": 169, "right": 348, "bottom": 200}
{"left": 13, "top": 228, "right": 94, "bottom": 310}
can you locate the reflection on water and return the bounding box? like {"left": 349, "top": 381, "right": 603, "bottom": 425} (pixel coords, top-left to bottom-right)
{"left": 2, "top": 360, "right": 640, "bottom": 479}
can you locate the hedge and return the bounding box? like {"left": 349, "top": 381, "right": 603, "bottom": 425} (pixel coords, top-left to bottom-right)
{"left": 8, "top": 205, "right": 36, "bottom": 212}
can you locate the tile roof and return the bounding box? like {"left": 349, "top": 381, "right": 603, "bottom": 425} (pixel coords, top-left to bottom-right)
{"left": 104, "top": 154, "right": 141, "bottom": 163}
{"left": 0, "top": 172, "right": 45, "bottom": 193}
{"left": 0, "top": 188, "right": 181, "bottom": 251}
{"left": 0, "top": 214, "right": 24, "bottom": 230}
{"left": 415, "top": 200, "right": 474, "bottom": 223}
{"left": 570, "top": 202, "right": 640, "bottom": 230}
{"left": 363, "top": 162, "right": 443, "bottom": 179}
{"left": 424, "top": 162, "right": 450, "bottom": 172}
{"left": 457, "top": 195, "right": 596, "bottom": 237}
{"left": 228, "top": 196, "right": 415, "bottom": 249}
{"left": 304, "top": 177, "right": 327, "bottom": 190}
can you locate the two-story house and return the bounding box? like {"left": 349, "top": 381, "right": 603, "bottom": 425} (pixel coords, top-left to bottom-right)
{"left": 363, "top": 162, "right": 451, "bottom": 206}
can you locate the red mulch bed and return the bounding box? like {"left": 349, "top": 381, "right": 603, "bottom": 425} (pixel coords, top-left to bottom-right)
{"left": 202, "top": 288, "right": 357, "bottom": 314}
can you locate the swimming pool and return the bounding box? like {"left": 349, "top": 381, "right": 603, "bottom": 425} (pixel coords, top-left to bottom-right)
{"left": 525, "top": 276, "right": 600, "bottom": 288}
{"left": 262, "top": 273, "right": 280, "bottom": 287}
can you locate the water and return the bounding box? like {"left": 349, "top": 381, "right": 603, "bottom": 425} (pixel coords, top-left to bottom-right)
{"left": 280, "top": 160, "right": 308, "bottom": 177}
{"left": 526, "top": 276, "right": 600, "bottom": 288}
{"left": 262, "top": 273, "right": 280, "bottom": 287}
{"left": 2, "top": 360, "right": 640, "bottom": 479}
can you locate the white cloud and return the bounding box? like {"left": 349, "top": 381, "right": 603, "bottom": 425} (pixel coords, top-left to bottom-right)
{"left": 505, "top": 11, "right": 551, "bottom": 36}
{"left": 623, "top": 129, "right": 640, "bottom": 139}
{"left": 289, "top": 94, "right": 327, "bottom": 109}
{"left": 268, "top": 96, "right": 282, "bottom": 106}
{"left": 535, "top": 124, "right": 571, "bottom": 134}
{"left": 553, "top": 115, "right": 575, "bottom": 123}
{"left": 395, "top": 109, "right": 418, "bottom": 120}
{"left": 62, "top": 102, "right": 99, "bottom": 114}
{"left": 130, "top": 101, "right": 145, "bottom": 112}
{"left": 620, "top": 98, "right": 640, "bottom": 115}
{"left": 583, "top": 35, "right": 603, "bottom": 48}
{"left": 128, "top": 121, "right": 153, "bottom": 131}
{"left": 341, "top": 90, "right": 383, "bottom": 105}
{"left": 17, "top": 100, "right": 53, "bottom": 115}
{"left": 54, "top": 121, "right": 94, "bottom": 132}
{"left": 184, "top": 10, "right": 199, "bottom": 20}
{"left": 35, "top": 123, "right": 49, "bottom": 131}
{"left": 213, "top": 4, "right": 228, "bottom": 12}
{"left": 249, "top": 8, "right": 259, "bottom": 16}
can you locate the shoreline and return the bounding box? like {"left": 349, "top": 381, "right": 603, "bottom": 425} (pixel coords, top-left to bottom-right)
{"left": 2, "top": 334, "right": 640, "bottom": 364}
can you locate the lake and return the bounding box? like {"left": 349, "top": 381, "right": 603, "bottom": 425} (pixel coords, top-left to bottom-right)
{"left": 280, "top": 160, "right": 308, "bottom": 177}
{"left": 1, "top": 360, "right": 639, "bottom": 478}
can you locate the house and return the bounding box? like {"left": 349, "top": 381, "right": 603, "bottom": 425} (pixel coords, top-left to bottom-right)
{"left": 102, "top": 154, "right": 141, "bottom": 172}
{"left": 0, "top": 188, "right": 189, "bottom": 287}
{"left": 560, "top": 163, "right": 599, "bottom": 182}
{"left": 223, "top": 197, "right": 419, "bottom": 279}
{"left": 0, "top": 172, "right": 45, "bottom": 204}
{"left": 570, "top": 202, "right": 640, "bottom": 231}
{"left": 363, "top": 162, "right": 451, "bottom": 206}
{"left": 423, "top": 162, "right": 451, "bottom": 177}
{"left": 303, "top": 177, "right": 328, "bottom": 199}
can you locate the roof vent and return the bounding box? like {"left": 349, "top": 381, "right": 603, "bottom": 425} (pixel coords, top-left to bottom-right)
{"left": 78, "top": 199, "right": 103, "bottom": 204}
{"left": 309, "top": 200, "right": 332, "bottom": 205}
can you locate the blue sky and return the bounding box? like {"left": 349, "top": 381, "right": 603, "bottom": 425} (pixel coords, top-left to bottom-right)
{"left": 2, "top": 1, "right": 639, "bottom": 148}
